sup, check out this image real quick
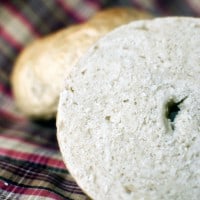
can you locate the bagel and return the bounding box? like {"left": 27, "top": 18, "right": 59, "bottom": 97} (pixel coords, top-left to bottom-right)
{"left": 57, "top": 17, "right": 200, "bottom": 200}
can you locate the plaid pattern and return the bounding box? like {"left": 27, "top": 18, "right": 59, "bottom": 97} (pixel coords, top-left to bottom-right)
{"left": 0, "top": 0, "right": 199, "bottom": 199}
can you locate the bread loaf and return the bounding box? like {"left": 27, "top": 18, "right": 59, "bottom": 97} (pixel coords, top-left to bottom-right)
{"left": 11, "top": 7, "right": 151, "bottom": 119}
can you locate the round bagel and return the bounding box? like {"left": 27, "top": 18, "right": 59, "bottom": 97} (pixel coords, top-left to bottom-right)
{"left": 57, "top": 17, "right": 200, "bottom": 200}
{"left": 11, "top": 7, "right": 151, "bottom": 119}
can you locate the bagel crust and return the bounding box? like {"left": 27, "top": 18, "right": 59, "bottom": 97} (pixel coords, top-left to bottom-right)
{"left": 57, "top": 17, "right": 200, "bottom": 200}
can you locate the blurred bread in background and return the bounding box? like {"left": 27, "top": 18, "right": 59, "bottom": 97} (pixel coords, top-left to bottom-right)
{"left": 11, "top": 7, "right": 151, "bottom": 119}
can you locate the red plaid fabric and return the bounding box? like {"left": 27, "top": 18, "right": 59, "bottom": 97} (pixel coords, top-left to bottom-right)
{"left": 0, "top": 0, "right": 199, "bottom": 199}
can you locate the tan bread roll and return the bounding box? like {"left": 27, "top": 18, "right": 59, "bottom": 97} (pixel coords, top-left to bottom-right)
{"left": 11, "top": 7, "right": 151, "bottom": 119}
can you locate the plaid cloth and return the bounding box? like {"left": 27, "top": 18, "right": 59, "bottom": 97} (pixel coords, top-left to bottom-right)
{"left": 0, "top": 0, "right": 199, "bottom": 199}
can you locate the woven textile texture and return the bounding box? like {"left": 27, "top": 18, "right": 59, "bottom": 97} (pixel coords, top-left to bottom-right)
{"left": 0, "top": 0, "right": 199, "bottom": 199}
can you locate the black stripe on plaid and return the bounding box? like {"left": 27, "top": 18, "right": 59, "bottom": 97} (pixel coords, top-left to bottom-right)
{"left": 0, "top": 163, "right": 83, "bottom": 195}
{"left": 10, "top": 0, "right": 79, "bottom": 35}
{"left": 0, "top": 166, "right": 80, "bottom": 194}
{"left": 0, "top": 157, "right": 67, "bottom": 174}
{"left": 0, "top": 129, "right": 58, "bottom": 151}
{"left": 0, "top": 116, "right": 58, "bottom": 150}
{"left": 0, "top": 54, "right": 13, "bottom": 81}
{"left": 155, "top": 0, "right": 197, "bottom": 16}
{"left": 0, "top": 176, "right": 74, "bottom": 200}
{"left": 0, "top": 189, "right": 18, "bottom": 200}
{"left": 0, "top": 48, "right": 18, "bottom": 79}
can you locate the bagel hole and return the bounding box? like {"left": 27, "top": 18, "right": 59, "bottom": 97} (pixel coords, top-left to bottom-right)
{"left": 165, "top": 97, "right": 187, "bottom": 130}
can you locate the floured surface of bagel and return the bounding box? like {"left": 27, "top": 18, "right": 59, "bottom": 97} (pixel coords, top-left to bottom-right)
{"left": 11, "top": 7, "right": 151, "bottom": 119}
{"left": 57, "top": 17, "right": 200, "bottom": 200}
